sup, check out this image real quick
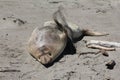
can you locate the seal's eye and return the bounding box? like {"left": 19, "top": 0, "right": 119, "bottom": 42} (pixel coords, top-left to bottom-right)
{"left": 48, "top": 52, "right": 52, "bottom": 56}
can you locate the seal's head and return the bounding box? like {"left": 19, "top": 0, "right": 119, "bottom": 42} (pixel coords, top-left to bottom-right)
{"left": 27, "top": 26, "right": 67, "bottom": 65}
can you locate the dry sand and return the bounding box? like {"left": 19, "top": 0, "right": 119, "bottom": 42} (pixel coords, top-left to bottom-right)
{"left": 0, "top": 0, "right": 120, "bottom": 80}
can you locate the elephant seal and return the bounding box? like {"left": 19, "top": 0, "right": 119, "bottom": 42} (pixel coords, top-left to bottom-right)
{"left": 27, "top": 7, "right": 69, "bottom": 65}
{"left": 27, "top": 6, "right": 108, "bottom": 65}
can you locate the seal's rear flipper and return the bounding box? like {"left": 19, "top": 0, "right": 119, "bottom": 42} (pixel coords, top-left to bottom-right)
{"left": 82, "top": 29, "right": 109, "bottom": 36}
{"left": 72, "top": 29, "right": 109, "bottom": 43}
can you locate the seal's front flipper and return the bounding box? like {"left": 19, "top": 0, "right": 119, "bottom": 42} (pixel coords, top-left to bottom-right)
{"left": 53, "top": 6, "right": 73, "bottom": 41}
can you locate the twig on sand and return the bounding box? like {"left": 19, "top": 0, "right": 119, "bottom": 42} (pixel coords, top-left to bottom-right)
{"left": 0, "top": 69, "right": 20, "bottom": 72}
{"left": 87, "top": 44, "right": 116, "bottom": 51}
{"left": 78, "top": 49, "right": 109, "bottom": 57}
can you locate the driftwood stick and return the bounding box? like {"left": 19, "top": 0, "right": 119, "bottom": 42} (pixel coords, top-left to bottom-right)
{"left": 87, "top": 44, "right": 116, "bottom": 51}
{"left": 86, "top": 40, "right": 120, "bottom": 48}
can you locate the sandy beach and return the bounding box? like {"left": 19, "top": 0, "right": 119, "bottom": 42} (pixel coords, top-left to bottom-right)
{"left": 0, "top": 0, "right": 120, "bottom": 80}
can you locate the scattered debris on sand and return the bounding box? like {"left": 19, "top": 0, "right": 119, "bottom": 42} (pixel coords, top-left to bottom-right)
{"left": 106, "top": 60, "right": 116, "bottom": 70}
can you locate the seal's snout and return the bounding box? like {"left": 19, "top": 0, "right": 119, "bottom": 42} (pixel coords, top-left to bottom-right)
{"left": 38, "top": 46, "right": 52, "bottom": 64}
{"left": 38, "top": 53, "right": 52, "bottom": 65}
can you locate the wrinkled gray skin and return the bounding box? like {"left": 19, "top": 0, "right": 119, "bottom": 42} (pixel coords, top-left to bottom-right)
{"left": 27, "top": 7, "right": 108, "bottom": 65}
